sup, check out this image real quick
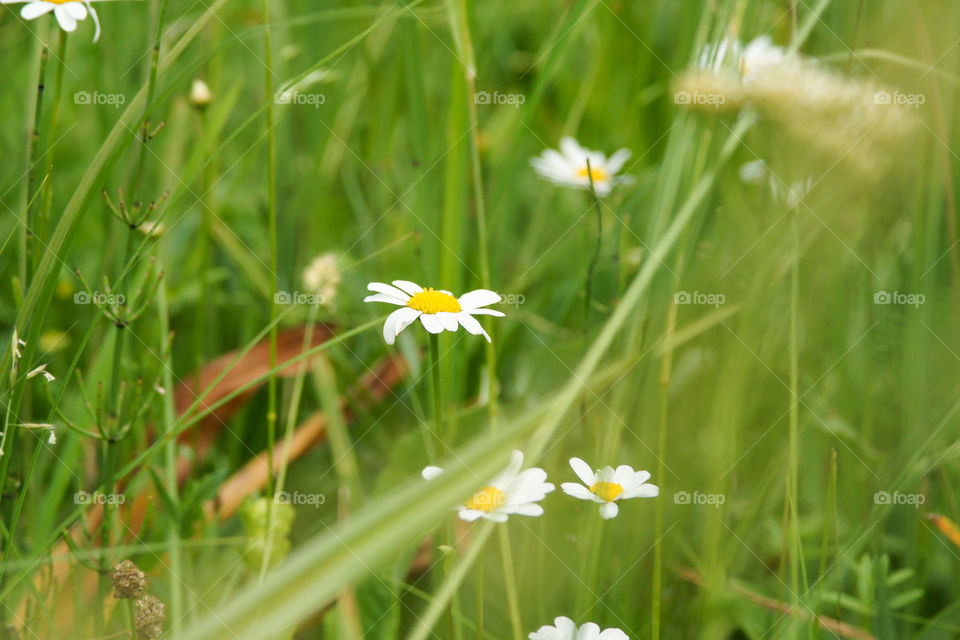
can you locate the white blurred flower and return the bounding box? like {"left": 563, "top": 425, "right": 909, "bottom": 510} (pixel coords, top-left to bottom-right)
{"left": 530, "top": 137, "right": 631, "bottom": 196}
{"left": 364, "top": 280, "right": 504, "bottom": 345}
{"left": 422, "top": 450, "right": 555, "bottom": 523}
{"left": 561, "top": 457, "right": 658, "bottom": 520}
{"left": 190, "top": 79, "right": 212, "bottom": 109}
{"left": 528, "top": 616, "right": 628, "bottom": 640}
{"left": 698, "top": 35, "right": 786, "bottom": 81}
{"left": 1, "top": 0, "right": 106, "bottom": 41}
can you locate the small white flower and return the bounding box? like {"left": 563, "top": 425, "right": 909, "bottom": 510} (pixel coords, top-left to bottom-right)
{"left": 528, "top": 616, "right": 628, "bottom": 640}
{"left": 530, "top": 137, "right": 631, "bottom": 196}
{"left": 364, "top": 280, "right": 504, "bottom": 345}
{"left": 190, "top": 79, "right": 212, "bottom": 109}
{"left": 561, "top": 457, "right": 658, "bottom": 520}
{"left": 26, "top": 364, "right": 55, "bottom": 382}
{"left": 47, "top": 429, "right": 57, "bottom": 445}
{"left": 303, "top": 253, "right": 341, "bottom": 306}
{"left": 1, "top": 0, "right": 105, "bottom": 41}
{"left": 422, "top": 450, "right": 555, "bottom": 523}
{"left": 698, "top": 35, "right": 786, "bottom": 81}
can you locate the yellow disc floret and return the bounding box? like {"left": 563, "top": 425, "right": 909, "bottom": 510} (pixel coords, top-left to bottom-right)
{"left": 406, "top": 287, "right": 461, "bottom": 314}
{"left": 590, "top": 481, "right": 624, "bottom": 503}
{"left": 576, "top": 166, "right": 609, "bottom": 183}
{"left": 465, "top": 486, "right": 507, "bottom": 513}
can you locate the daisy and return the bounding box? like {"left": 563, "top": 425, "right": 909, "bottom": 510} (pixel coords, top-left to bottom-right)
{"left": 2, "top": 0, "right": 104, "bottom": 41}
{"left": 421, "top": 449, "right": 555, "bottom": 523}
{"left": 364, "top": 280, "right": 504, "bottom": 345}
{"left": 698, "top": 35, "right": 786, "bottom": 81}
{"left": 561, "top": 457, "right": 658, "bottom": 520}
{"left": 530, "top": 137, "right": 631, "bottom": 196}
{"left": 529, "top": 616, "right": 628, "bottom": 640}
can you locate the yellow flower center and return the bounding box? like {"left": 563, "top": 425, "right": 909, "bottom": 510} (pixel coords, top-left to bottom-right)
{"left": 590, "top": 481, "right": 624, "bottom": 502}
{"left": 464, "top": 486, "right": 506, "bottom": 513}
{"left": 406, "top": 288, "right": 461, "bottom": 314}
{"left": 576, "top": 165, "right": 609, "bottom": 183}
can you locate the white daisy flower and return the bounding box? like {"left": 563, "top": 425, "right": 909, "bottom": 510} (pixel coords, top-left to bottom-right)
{"left": 560, "top": 457, "right": 658, "bottom": 520}
{"left": 530, "top": 137, "right": 631, "bottom": 196}
{"left": 528, "top": 616, "right": 628, "bottom": 640}
{"left": 2, "top": 0, "right": 105, "bottom": 41}
{"left": 698, "top": 35, "right": 786, "bottom": 81}
{"left": 421, "top": 449, "right": 555, "bottom": 523}
{"left": 364, "top": 280, "right": 504, "bottom": 345}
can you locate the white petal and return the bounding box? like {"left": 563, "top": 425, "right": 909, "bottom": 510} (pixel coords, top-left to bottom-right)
{"left": 456, "top": 313, "right": 490, "bottom": 342}
{"left": 578, "top": 623, "right": 601, "bottom": 640}
{"left": 391, "top": 280, "right": 422, "bottom": 296}
{"left": 421, "top": 466, "right": 444, "bottom": 481}
{"left": 599, "top": 502, "right": 619, "bottom": 519}
{"left": 457, "top": 289, "right": 501, "bottom": 310}
{"left": 621, "top": 483, "right": 659, "bottom": 499}
{"left": 614, "top": 465, "right": 637, "bottom": 486}
{"left": 383, "top": 307, "right": 420, "bottom": 345}
{"left": 560, "top": 136, "right": 587, "bottom": 161}
{"left": 457, "top": 509, "right": 484, "bottom": 522}
{"left": 489, "top": 450, "right": 524, "bottom": 488}
{"left": 20, "top": 2, "right": 54, "bottom": 19}
{"left": 480, "top": 511, "right": 509, "bottom": 523}
{"left": 605, "top": 148, "right": 631, "bottom": 174}
{"left": 63, "top": 1, "right": 86, "bottom": 19}
{"left": 561, "top": 482, "right": 594, "bottom": 501}
{"left": 419, "top": 313, "right": 445, "bottom": 334}
{"left": 367, "top": 282, "right": 410, "bottom": 301}
{"left": 462, "top": 308, "right": 504, "bottom": 317}
{"left": 597, "top": 630, "right": 629, "bottom": 640}
{"left": 623, "top": 469, "right": 651, "bottom": 490}
{"left": 53, "top": 4, "right": 77, "bottom": 31}
{"left": 595, "top": 466, "right": 618, "bottom": 483}
{"left": 569, "top": 457, "right": 595, "bottom": 486}
{"left": 434, "top": 311, "right": 460, "bottom": 332}
{"left": 363, "top": 292, "right": 407, "bottom": 305}
{"left": 500, "top": 502, "right": 543, "bottom": 517}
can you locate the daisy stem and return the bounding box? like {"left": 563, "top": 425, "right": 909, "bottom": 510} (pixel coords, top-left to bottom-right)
{"left": 498, "top": 527, "right": 524, "bottom": 640}
{"left": 21, "top": 34, "right": 49, "bottom": 288}
{"left": 584, "top": 158, "right": 603, "bottom": 335}
{"left": 788, "top": 204, "right": 801, "bottom": 612}
{"left": 475, "top": 559, "right": 483, "bottom": 640}
{"left": 38, "top": 29, "right": 67, "bottom": 242}
{"left": 429, "top": 333, "right": 444, "bottom": 453}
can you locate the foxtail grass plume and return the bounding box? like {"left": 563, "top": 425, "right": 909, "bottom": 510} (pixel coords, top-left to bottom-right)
{"left": 531, "top": 137, "right": 631, "bottom": 196}
{"left": 111, "top": 559, "right": 147, "bottom": 599}
{"left": 364, "top": 280, "right": 504, "bottom": 344}
{"left": 303, "top": 253, "right": 341, "bottom": 307}
{"left": 676, "top": 36, "right": 920, "bottom": 182}
{"left": 1, "top": 0, "right": 107, "bottom": 41}
{"left": 422, "top": 450, "right": 555, "bottom": 522}
{"left": 561, "top": 457, "right": 658, "bottom": 519}
{"left": 528, "top": 616, "right": 628, "bottom": 640}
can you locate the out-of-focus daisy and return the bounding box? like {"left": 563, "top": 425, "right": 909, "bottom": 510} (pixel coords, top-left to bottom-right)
{"left": 530, "top": 137, "right": 631, "bottom": 196}
{"left": 421, "top": 450, "right": 554, "bottom": 523}
{"left": 364, "top": 280, "right": 504, "bottom": 345}
{"left": 2, "top": 0, "right": 104, "bottom": 41}
{"left": 561, "top": 457, "right": 658, "bottom": 520}
{"left": 698, "top": 35, "right": 786, "bottom": 81}
{"left": 528, "top": 616, "right": 628, "bottom": 640}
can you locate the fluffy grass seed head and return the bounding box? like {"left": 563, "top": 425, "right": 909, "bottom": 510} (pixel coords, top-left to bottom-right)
{"left": 528, "top": 616, "right": 628, "bottom": 640}
{"left": 561, "top": 457, "right": 658, "bottom": 520}
{"left": 422, "top": 450, "right": 555, "bottom": 523}
{"left": 530, "top": 137, "right": 631, "bottom": 196}
{"left": 111, "top": 559, "right": 147, "bottom": 599}
{"left": 364, "top": 280, "right": 504, "bottom": 345}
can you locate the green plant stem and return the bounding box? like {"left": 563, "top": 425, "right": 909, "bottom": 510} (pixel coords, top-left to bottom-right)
{"left": 584, "top": 159, "right": 603, "bottom": 334}
{"left": 788, "top": 207, "right": 800, "bottom": 606}
{"left": 429, "top": 334, "right": 444, "bottom": 455}
{"left": 36, "top": 30, "right": 66, "bottom": 262}
{"left": 21, "top": 33, "right": 48, "bottom": 288}
{"left": 497, "top": 527, "right": 523, "bottom": 640}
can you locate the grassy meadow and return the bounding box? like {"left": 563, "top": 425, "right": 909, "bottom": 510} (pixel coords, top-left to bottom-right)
{"left": 2, "top": 0, "right": 960, "bottom": 638}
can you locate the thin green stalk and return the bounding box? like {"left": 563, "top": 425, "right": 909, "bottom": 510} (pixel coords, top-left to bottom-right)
{"left": 788, "top": 206, "right": 800, "bottom": 606}
{"left": 498, "top": 527, "right": 523, "bottom": 640}
{"left": 429, "top": 334, "right": 444, "bottom": 455}
{"left": 36, "top": 29, "right": 67, "bottom": 261}
{"left": 21, "top": 32, "right": 49, "bottom": 288}
{"left": 583, "top": 158, "right": 603, "bottom": 333}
